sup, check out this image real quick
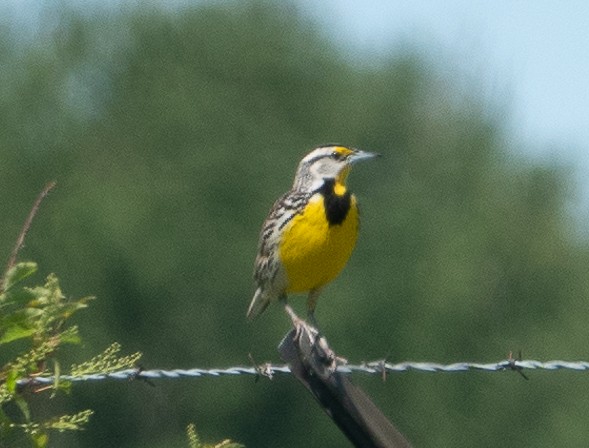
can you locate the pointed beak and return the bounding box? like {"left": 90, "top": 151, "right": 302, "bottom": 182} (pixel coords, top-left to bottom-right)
{"left": 349, "top": 149, "right": 380, "bottom": 164}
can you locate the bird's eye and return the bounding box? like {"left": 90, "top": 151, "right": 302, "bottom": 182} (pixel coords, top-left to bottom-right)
{"left": 330, "top": 151, "right": 342, "bottom": 160}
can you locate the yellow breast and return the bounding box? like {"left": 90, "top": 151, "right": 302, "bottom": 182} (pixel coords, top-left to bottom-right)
{"left": 279, "top": 193, "right": 359, "bottom": 293}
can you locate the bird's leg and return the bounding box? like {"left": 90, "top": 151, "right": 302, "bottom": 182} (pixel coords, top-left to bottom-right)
{"left": 306, "top": 288, "right": 322, "bottom": 332}
{"left": 281, "top": 295, "right": 300, "bottom": 322}
{"left": 281, "top": 296, "right": 316, "bottom": 343}
{"left": 306, "top": 289, "right": 345, "bottom": 370}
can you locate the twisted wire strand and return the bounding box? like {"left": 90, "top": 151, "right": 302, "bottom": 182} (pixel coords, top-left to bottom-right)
{"left": 17, "top": 359, "right": 589, "bottom": 386}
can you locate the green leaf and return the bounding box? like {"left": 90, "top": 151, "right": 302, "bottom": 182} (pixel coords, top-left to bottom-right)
{"left": 45, "top": 409, "right": 93, "bottom": 432}
{"left": 51, "top": 360, "right": 61, "bottom": 398}
{"left": 31, "top": 432, "right": 49, "bottom": 448}
{"left": 58, "top": 299, "right": 93, "bottom": 319}
{"left": 14, "top": 395, "right": 31, "bottom": 422}
{"left": 2, "top": 263, "right": 37, "bottom": 292}
{"left": 58, "top": 326, "right": 81, "bottom": 345}
{"left": 0, "top": 307, "right": 44, "bottom": 345}
{"left": 0, "top": 324, "right": 36, "bottom": 344}
{"left": 5, "top": 369, "right": 19, "bottom": 394}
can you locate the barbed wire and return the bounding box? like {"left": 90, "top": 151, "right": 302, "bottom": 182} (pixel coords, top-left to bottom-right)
{"left": 17, "top": 358, "right": 589, "bottom": 386}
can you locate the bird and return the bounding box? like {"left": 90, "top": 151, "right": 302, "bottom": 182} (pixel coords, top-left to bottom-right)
{"left": 247, "top": 144, "right": 378, "bottom": 327}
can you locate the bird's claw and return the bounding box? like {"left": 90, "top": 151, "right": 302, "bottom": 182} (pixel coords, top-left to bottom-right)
{"left": 314, "top": 334, "right": 347, "bottom": 372}
{"left": 291, "top": 315, "right": 318, "bottom": 345}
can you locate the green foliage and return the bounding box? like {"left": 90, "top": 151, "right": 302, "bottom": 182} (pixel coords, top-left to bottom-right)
{"left": 70, "top": 343, "right": 141, "bottom": 378}
{"left": 10, "top": 409, "right": 94, "bottom": 445}
{"left": 0, "top": 262, "right": 95, "bottom": 446}
{"left": 0, "top": 266, "right": 91, "bottom": 348}
{"left": 0, "top": 258, "right": 145, "bottom": 447}
{"left": 1, "top": 1, "right": 589, "bottom": 447}
{"left": 187, "top": 423, "right": 244, "bottom": 448}
{"left": 0, "top": 262, "right": 90, "bottom": 370}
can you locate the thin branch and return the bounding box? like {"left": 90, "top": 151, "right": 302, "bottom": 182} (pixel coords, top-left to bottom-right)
{"left": 3, "top": 181, "right": 57, "bottom": 278}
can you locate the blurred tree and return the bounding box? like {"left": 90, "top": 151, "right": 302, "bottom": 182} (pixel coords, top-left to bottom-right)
{"left": 1, "top": 1, "right": 589, "bottom": 447}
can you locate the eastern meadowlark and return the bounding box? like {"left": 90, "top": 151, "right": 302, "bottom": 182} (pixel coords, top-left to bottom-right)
{"left": 247, "top": 145, "right": 378, "bottom": 325}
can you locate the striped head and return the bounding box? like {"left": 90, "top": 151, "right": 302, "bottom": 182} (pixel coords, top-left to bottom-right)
{"left": 292, "top": 145, "right": 379, "bottom": 193}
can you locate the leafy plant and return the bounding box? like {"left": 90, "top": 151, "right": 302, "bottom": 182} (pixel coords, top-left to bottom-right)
{"left": 186, "top": 423, "right": 244, "bottom": 448}
{"left": 0, "top": 184, "right": 142, "bottom": 446}
{"left": 0, "top": 262, "right": 95, "bottom": 446}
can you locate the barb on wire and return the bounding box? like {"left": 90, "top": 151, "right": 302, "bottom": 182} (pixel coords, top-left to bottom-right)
{"left": 130, "top": 365, "right": 156, "bottom": 387}
{"left": 505, "top": 351, "right": 529, "bottom": 380}
{"left": 248, "top": 353, "right": 275, "bottom": 381}
{"left": 14, "top": 358, "right": 589, "bottom": 387}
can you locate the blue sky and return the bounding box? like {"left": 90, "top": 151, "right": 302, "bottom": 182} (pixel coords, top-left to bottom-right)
{"left": 302, "top": 1, "right": 589, "bottom": 154}
{"left": 300, "top": 0, "right": 589, "bottom": 209}
{"left": 4, "top": 0, "right": 589, "bottom": 198}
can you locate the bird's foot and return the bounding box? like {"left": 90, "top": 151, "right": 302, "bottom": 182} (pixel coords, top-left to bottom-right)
{"left": 283, "top": 302, "right": 318, "bottom": 343}
{"left": 314, "top": 334, "right": 347, "bottom": 372}
{"left": 282, "top": 302, "right": 345, "bottom": 373}
{"left": 292, "top": 315, "right": 318, "bottom": 345}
